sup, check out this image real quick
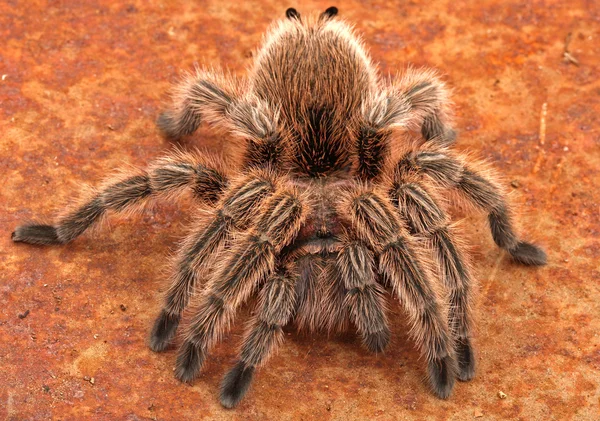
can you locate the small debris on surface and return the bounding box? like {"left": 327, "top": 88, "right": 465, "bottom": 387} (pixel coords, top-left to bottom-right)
{"left": 564, "top": 52, "right": 579, "bottom": 66}
{"left": 107, "top": 124, "right": 116, "bottom": 131}
{"left": 93, "top": 334, "right": 99, "bottom": 339}
{"left": 474, "top": 408, "right": 484, "bottom": 418}
{"left": 53, "top": 294, "right": 62, "bottom": 312}
{"left": 498, "top": 390, "right": 507, "bottom": 399}
{"left": 563, "top": 32, "right": 580, "bottom": 66}
{"left": 148, "top": 403, "right": 155, "bottom": 411}
{"left": 83, "top": 376, "right": 95, "bottom": 385}
{"left": 1, "top": 74, "right": 7, "bottom": 81}
{"left": 120, "top": 304, "right": 127, "bottom": 311}
{"left": 18, "top": 309, "right": 30, "bottom": 319}
{"left": 510, "top": 180, "right": 520, "bottom": 188}
{"left": 42, "top": 385, "right": 50, "bottom": 393}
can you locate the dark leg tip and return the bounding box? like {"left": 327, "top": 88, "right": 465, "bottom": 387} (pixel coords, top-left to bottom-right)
{"left": 285, "top": 8, "right": 300, "bottom": 20}
{"left": 443, "top": 129, "right": 457, "bottom": 145}
{"left": 427, "top": 355, "right": 457, "bottom": 399}
{"left": 174, "top": 341, "right": 205, "bottom": 383}
{"left": 12, "top": 224, "right": 62, "bottom": 245}
{"left": 149, "top": 310, "right": 181, "bottom": 352}
{"left": 220, "top": 361, "right": 255, "bottom": 409}
{"left": 156, "top": 112, "right": 180, "bottom": 141}
{"left": 420, "top": 114, "right": 456, "bottom": 146}
{"left": 456, "top": 338, "right": 475, "bottom": 381}
{"left": 509, "top": 241, "right": 547, "bottom": 266}
{"left": 322, "top": 6, "right": 338, "bottom": 18}
{"left": 364, "top": 328, "right": 390, "bottom": 354}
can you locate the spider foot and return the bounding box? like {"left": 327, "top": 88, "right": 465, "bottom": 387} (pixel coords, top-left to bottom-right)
{"left": 427, "top": 355, "right": 457, "bottom": 399}
{"left": 364, "top": 328, "right": 391, "bottom": 353}
{"left": 156, "top": 112, "right": 180, "bottom": 141}
{"left": 433, "top": 128, "right": 457, "bottom": 147}
{"left": 443, "top": 128, "right": 457, "bottom": 145}
{"left": 149, "top": 310, "right": 180, "bottom": 352}
{"left": 175, "top": 341, "right": 205, "bottom": 383}
{"left": 456, "top": 338, "right": 475, "bottom": 381}
{"left": 509, "top": 241, "right": 547, "bottom": 266}
{"left": 220, "top": 361, "right": 255, "bottom": 408}
{"left": 12, "top": 224, "right": 62, "bottom": 245}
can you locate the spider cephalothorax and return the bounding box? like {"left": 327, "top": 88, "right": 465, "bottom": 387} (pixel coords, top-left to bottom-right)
{"left": 12, "top": 7, "right": 546, "bottom": 408}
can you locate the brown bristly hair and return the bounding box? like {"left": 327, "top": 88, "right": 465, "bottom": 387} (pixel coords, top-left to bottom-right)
{"left": 12, "top": 6, "right": 547, "bottom": 408}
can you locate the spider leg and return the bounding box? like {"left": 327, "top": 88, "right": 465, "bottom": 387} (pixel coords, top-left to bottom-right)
{"left": 356, "top": 69, "right": 456, "bottom": 180}
{"left": 220, "top": 268, "right": 296, "bottom": 408}
{"left": 158, "top": 69, "right": 241, "bottom": 140}
{"left": 393, "top": 68, "right": 456, "bottom": 145}
{"left": 342, "top": 187, "right": 457, "bottom": 399}
{"left": 149, "top": 169, "right": 279, "bottom": 351}
{"left": 174, "top": 189, "right": 305, "bottom": 383}
{"left": 334, "top": 238, "right": 390, "bottom": 353}
{"left": 390, "top": 177, "right": 475, "bottom": 381}
{"left": 158, "top": 69, "right": 284, "bottom": 169}
{"left": 294, "top": 253, "right": 327, "bottom": 332}
{"left": 320, "top": 253, "right": 351, "bottom": 333}
{"left": 396, "top": 150, "right": 547, "bottom": 266}
{"left": 12, "top": 150, "right": 228, "bottom": 245}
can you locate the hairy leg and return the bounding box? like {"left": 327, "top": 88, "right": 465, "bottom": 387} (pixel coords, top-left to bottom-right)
{"left": 175, "top": 189, "right": 305, "bottom": 382}
{"left": 390, "top": 177, "right": 475, "bottom": 380}
{"left": 220, "top": 269, "right": 296, "bottom": 408}
{"left": 396, "top": 149, "right": 547, "bottom": 266}
{"left": 158, "top": 69, "right": 284, "bottom": 169}
{"left": 342, "top": 186, "right": 457, "bottom": 398}
{"left": 393, "top": 67, "right": 456, "bottom": 145}
{"left": 294, "top": 253, "right": 327, "bottom": 332}
{"left": 158, "top": 69, "right": 241, "bottom": 140}
{"left": 12, "top": 150, "right": 228, "bottom": 245}
{"left": 150, "top": 169, "right": 279, "bottom": 351}
{"left": 334, "top": 238, "right": 390, "bottom": 353}
{"left": 355, "top": 68, "right": 455, "bottom": 180}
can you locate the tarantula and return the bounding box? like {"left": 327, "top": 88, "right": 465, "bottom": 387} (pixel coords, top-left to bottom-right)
{"left": 12, "top": 7, "right": 546, "bottom": 408}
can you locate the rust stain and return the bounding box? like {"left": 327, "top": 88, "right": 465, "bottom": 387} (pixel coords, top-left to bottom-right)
{"left": 1, "top": 0, "right": 599, "bottom": 420}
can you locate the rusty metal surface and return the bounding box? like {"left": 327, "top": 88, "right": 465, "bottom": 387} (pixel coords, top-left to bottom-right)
{"left": 1, "top": 0, "right": 599, "bottom": 419}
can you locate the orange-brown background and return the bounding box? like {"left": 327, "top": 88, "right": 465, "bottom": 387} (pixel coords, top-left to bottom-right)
{"left": 1, "top": 1, "right": 598, "bottom": 420}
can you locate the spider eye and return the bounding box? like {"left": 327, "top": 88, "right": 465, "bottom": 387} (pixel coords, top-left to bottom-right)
{"left": 321, "top": 6, "right": 338, "bottom": 19}
{"left": 285, "top": 8, "right": 300, "bottom": 20}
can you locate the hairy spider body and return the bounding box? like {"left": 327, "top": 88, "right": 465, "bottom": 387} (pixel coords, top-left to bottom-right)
{"left": 12, "top": 7, "right": 546, "bottom": 408}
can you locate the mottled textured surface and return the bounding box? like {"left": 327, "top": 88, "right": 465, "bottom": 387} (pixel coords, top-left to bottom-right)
{"left": 1, "top": 1, "right": 599, "bottom": 420}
